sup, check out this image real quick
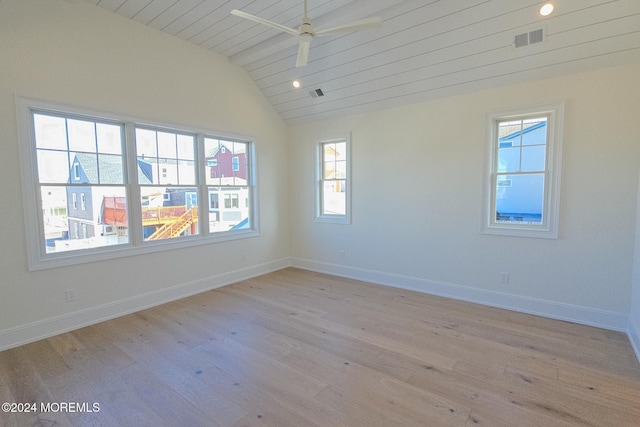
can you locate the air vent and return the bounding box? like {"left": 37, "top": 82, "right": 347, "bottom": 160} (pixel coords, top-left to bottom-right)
{"left": 529, "top": 28, "right": 544, "bottom": 44}
{"left": 514, "top": 28, "right": 544, "bottom": 48}
{"left": 309, "top": 88, "right": 325, "bottom": 98}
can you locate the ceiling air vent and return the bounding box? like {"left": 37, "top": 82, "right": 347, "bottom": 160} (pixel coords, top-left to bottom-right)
{"left": 514, "top": 28, "right": 544, "bottom": 48}
{"left": 309, "top": 88, "right": 325, "bottom": 98}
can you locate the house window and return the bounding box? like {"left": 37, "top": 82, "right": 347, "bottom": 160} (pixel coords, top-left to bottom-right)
{"left": 209, "top": 193, "right": 219, "bottom": 209}
{"left": 72, "top": 162, "right": 80, "bottom": 181}
{"left": 233, "top": 156, "right": 240, "bottom": 172}
{"left": 315, "top": 133, "right": 351, "bottom": 224}
{"left": 17, "top": 98, "right": 258, "bottom": 270}
{"left": 224, "top": 193, "right": 239, "bottom": 209}
{"left": 483, "top": 102, "right": 564, "bottom": 238}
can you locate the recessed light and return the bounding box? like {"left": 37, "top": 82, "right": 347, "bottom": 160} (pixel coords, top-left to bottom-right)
{"left": 292, "top": 80, "right": 301, "bottom": 88}
{"left": 540, "top": 3, "right": 554, "bottom": 16}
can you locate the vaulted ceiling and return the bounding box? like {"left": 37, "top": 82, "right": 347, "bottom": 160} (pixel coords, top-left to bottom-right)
{"left": 84, "top": 0, "right": 640, "bottom": 124}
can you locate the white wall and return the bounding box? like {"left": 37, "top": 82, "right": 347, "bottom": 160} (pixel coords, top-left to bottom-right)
{"left": 289, "top": 64, "right": 640, "bottom": 330}
{"left": 0, "top": 0, "right": 289, "bottom": 349}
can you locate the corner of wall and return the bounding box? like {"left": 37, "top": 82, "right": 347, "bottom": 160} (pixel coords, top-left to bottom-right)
{"left": 629, "top": 168, "right": 640, "bottom": 365}
{"left": 629, "top": 320, "right": 640, "bottom": 364}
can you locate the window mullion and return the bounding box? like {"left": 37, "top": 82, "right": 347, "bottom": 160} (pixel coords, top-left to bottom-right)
{"left": 196, "top": 134, "right": 209, "bottom": 237}
{"left": 124, "top": 122, "right": 142, "bottom": 247}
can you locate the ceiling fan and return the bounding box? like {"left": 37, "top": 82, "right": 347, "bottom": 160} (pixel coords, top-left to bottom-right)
{"left": 231, "top": 0, "right": 382, "bottom": 67}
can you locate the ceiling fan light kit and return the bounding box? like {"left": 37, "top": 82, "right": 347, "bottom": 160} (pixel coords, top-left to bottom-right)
{"left": 231, "top": 0, "right": 381, "bottom": 67}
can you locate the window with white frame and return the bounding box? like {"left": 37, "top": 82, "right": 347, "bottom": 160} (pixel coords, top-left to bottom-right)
{"left": 483, "top": 102, "right": 564, "bottom": 238}
{"left": 135, "top": 126, "right": 199, "bottom": 242}
{"left": 315, "top": 133, "right": 350, "bottom": 224}
{"left": 204, "top": 138, "right": 252, "bottom": 232}
{"left": 17, "top": 98, "right": 257, "bottom": 270}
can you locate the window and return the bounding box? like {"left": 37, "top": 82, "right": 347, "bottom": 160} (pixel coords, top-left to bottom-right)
{"left": 28, "top": 110, "right": 127, "bottom": 256}
{"left": 204, "top": 138, "right": 252, "bottom": 233}
{"left": 135, "top": 127, "right": 199, "bottom": 242}
{"left": 224, "top": 194, "right": 239, "bottom": 209}
{"left": 209, "top": 193, "right": 219, "bottom": 209}
{"left": 17, "top": 97, "right": 257, "bottom": 270}
{"left": 72, "top": 162, "right": 80, "bottom": 180}
{"left": 315, "top": 132, "right": 351, "bottom": 224}
{"left": 483, "top": 102, "right": 564, "bottom": 238}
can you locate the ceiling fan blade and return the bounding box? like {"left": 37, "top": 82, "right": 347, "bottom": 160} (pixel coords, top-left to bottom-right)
{"left": 230, "top": 9, "right": 299, "bottom": 37}
{"left": 296, "top": 35, "right": 312, "bottom": 67}
{"left": 315, "top": 16, "right": 382, "bottom": 37}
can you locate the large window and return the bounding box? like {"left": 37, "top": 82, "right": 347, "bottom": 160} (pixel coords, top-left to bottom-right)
{"left": 17, "top": 98, "right": 257, "bottom": 270}
{"left": 315, "top": 133, "right": 351, "bottom": 224}
{"left": 483, "top": 102, "right": 564, "bottom": 238}
{"left": 32, "top": 112, "right": 128, "bottom": 254}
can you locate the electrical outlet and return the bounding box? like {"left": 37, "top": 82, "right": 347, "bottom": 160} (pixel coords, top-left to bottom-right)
{"left": 338, "top": 250, "right": 345, "bottom": 260}
{"left": 241, "top": 252, "right": 247, "bottom": 263}
{"left": 65, "top": 289, "right": 77, "bottom": 302}
{"left": 500, "top": 272, "right": 510, "bottom": 284}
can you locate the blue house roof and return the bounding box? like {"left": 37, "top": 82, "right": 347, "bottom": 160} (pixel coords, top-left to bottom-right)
{"left": 499, "top": 121, "right": 546, "bottom": 142}
{"left": 70, "top": 153, "right": 153, "bottom": 184}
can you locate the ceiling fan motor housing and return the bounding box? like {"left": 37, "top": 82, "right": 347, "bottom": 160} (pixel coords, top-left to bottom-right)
{"left": 299, "top": 18, "right": 313, "bottom": 36}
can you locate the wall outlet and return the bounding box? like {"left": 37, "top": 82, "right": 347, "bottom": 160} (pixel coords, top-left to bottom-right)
{"left": 500, "top": 272, "right": 510, "bottom": 284}
{"left": 65, "top": 288, "right": 77, "bottom": 302}
{"left": 338, "top": 250, "right": 345, "bottom": 260}
{"left": 241, "top": 252, "right": 247, "bottom": 263}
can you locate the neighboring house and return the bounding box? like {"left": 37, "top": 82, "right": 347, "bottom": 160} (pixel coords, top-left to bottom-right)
{"left": 66, "top": 145, "right": 249, "bottom": 246}
{"left": 205, "top": 142, "right": 249, "bottom": 231}
{"left": 205, "top": 142, "right": 247, "bottom": 181}
{"left": 208, "top": 185, "right": 250, "bottom": 232}
{"left": 141, "top": 187, "right": 199, "bottom": 240}
{"left": 66, "top": 153, "right": 152, "bottom": 242}
{"left": 495, "top": 120, "right": 547, "bottom": 221}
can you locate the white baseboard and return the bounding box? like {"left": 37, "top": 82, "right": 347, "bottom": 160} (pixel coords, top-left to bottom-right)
{"left": 291, "top": 258, "right": 629, "bottom": 332}
{"left": 0, "top": 258, "right": 291, "bottom": 352}
{"left": 2, "top": 257, "right": 634, "bottom": 361}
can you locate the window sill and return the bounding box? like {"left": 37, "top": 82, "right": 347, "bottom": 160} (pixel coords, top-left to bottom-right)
{"left": 482, "top": 224, "right": 558, "bottom": 239}
{"left": 28, "top": 229, "right": 260, "bottom": 271}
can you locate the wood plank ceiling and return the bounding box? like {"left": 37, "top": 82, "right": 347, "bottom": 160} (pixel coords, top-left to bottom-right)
{"left": 84, "top": 0, "right": 640, "bottom": 124}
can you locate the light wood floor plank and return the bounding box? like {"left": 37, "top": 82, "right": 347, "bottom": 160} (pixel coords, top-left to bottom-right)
{"left": 1, "top": 268, "right": 639, "bottom": 426}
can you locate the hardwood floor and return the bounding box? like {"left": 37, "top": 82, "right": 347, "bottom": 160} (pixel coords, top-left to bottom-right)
{"left": 1, "top": 268, "right": 639, "bottom": 426}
